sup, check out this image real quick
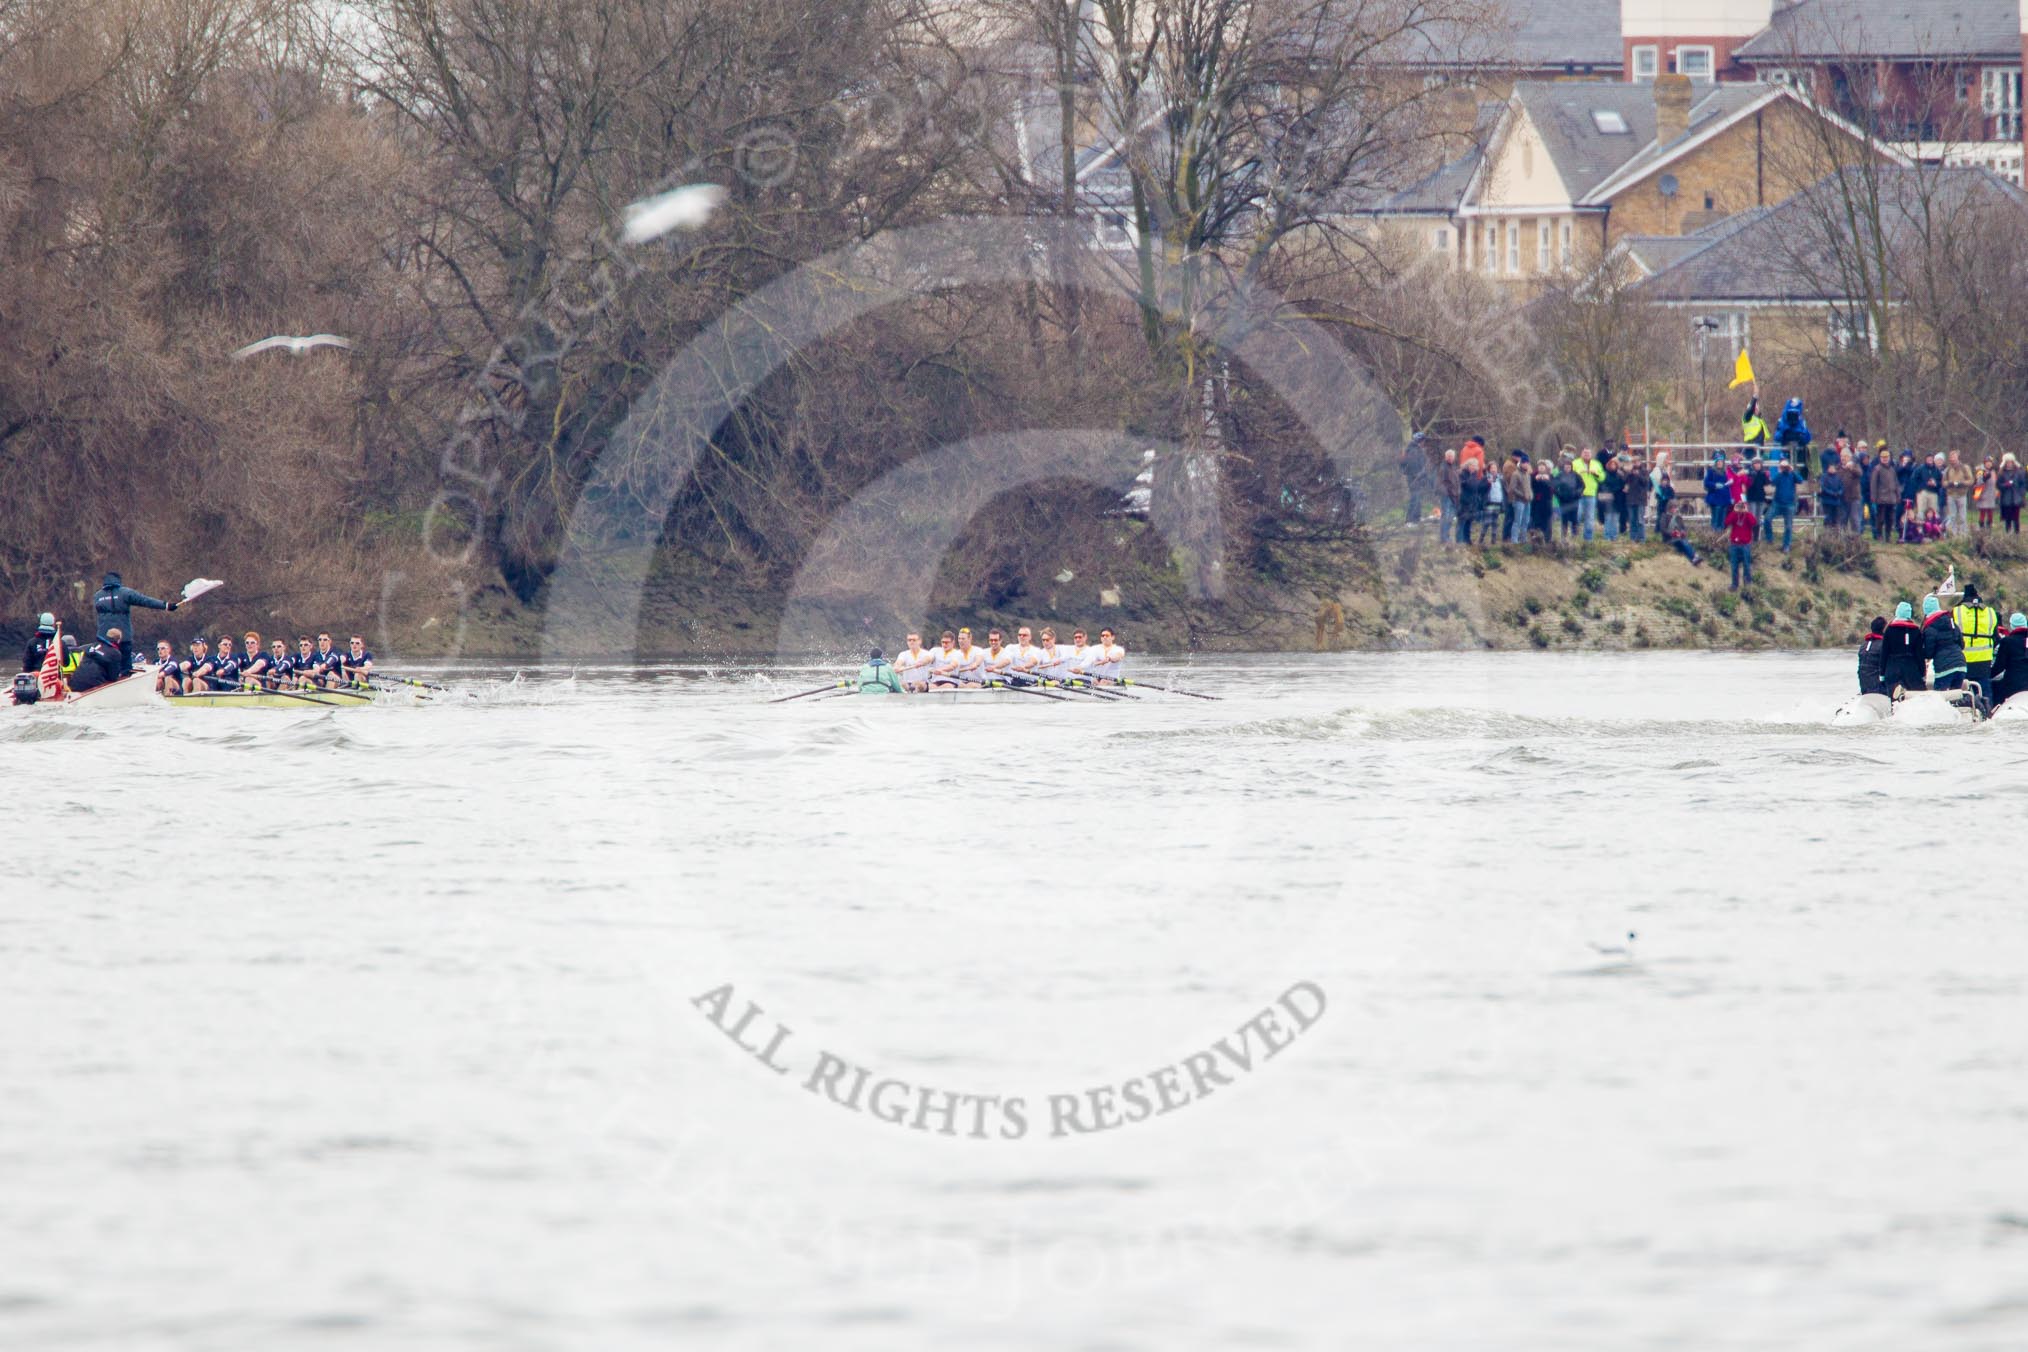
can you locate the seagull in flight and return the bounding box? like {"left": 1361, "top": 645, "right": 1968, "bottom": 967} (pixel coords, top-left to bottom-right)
{"left": 619, "top": 183, "right": 726, "bottom": 244}
{"left": 1590, "top": 930, "right": 1638, "bottom": 960}
{"left": 231, "top": 334, "right": 354, "bottom": 360}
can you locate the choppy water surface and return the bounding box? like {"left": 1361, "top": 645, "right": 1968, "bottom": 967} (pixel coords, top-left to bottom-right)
{"left": 6, "top": 651, "right": 2028, "bottom": 1350}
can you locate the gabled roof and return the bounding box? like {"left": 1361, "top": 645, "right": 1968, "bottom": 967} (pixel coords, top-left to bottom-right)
{"left": 1503, "top": 82, "right": 1774, "bottom": 204}
{"left": 1620, "top": 208, "right": 1776, "bottom": 276}
{"left": 1365, "top": 103, "right": 1502, "bottom": 215}
{"left": 1636, "top": 166, "right": 2028, "bottom": 302}
{"left": 1735, "top": 0, "right": 2019, "bottom": 61}
{"left": 1574, "top": 84, "right": 1778, "bottom": 203}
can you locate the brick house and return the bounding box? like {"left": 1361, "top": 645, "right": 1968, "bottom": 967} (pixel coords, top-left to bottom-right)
{"left": 1625, "top": 165, "right": 2028, "bottom": 430}
{"left": 1619, "top": 0, "right": 2025, "bottom": 184}
{"left": 1356, "top": 74, "right": 1894, "bottom": 278}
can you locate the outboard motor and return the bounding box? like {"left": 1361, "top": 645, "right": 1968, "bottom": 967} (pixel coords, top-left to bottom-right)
{"left": 11, "top": 672, "right": 40, "bottom": 706}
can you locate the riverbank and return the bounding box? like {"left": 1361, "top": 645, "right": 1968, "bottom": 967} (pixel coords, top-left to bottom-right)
{"left": 18, "top": 525, "right": 2027, "bottom": 660}
{"left": 1349, "top": 526, "right": 2028, "bottom": 654}
{"left": 494, "top": 526, "right": 2028, "bottom": 657}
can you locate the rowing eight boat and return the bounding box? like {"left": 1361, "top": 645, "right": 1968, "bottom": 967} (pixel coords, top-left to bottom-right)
{"left": 165, "top": 687, "right": 377, "bottom": 709}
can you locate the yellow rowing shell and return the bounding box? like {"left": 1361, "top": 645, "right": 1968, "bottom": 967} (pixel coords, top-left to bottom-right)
{"left": 164, "top": 688, "right": 374, "bottom": 709}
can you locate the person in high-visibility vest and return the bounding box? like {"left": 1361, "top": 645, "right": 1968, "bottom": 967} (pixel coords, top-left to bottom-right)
{"left": 1955, "top": 582, "right": 2001, "bottom": 706}
{"left": 1742, "top": 396, "right": 1771, "bottom": 448}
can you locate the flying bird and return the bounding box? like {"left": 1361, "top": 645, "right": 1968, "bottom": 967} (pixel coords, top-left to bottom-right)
{"left": 231, "top": 334, "right": 354, "bottom": 360}
{"left": 1589, "top": 931, "right": 1638, "bottom": 960}
{"left": 619, "top": 183, "right": 726, "bottom": 244}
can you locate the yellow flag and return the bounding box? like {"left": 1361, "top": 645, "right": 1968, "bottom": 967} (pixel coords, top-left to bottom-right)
{"left": 1728, "top": 349, "right": 1756, "bottom": 390}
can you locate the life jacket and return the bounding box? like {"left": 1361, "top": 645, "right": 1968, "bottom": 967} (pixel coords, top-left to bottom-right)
{"left": 1742, "top": 412, "right": 1770, "bottom": 444}
{"left": 1955, "top": 604, "right": 1999, "bottom": 664}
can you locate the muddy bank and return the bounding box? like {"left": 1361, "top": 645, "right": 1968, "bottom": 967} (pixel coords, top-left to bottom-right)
{"left": 363, "top": 526, "right": 2028, "bottom": 659}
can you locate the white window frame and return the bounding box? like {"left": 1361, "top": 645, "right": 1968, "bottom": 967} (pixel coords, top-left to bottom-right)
{"left": 1631, "top": 45, "right": 1659, "bottom": 84}
{"left": 1483, "top": 223, "right": 1497, "bottom": 272}
{"left": 1433, "top": 226, "right": 1450, "bottom": 254}
{"left": 1701, "top": 311, "right": 1747, "bottom": 354}
{"left": 1676, "top": 45, "right": 1716, "bottom": 84}
{"left": 1506, "top": 222, "right": 1519, "bottom": 273}
{"left": 1829, "top": 306, "right": 1875, "bottom": 353}
{"left": 1559, "top": 220, "right": 1572, "bottom": 266}
{"left": 1984, "top": 68, "right": 2022, "bottom": 140}
{"left": 1537, "top": 221, "right": 1551, "bottom": 271}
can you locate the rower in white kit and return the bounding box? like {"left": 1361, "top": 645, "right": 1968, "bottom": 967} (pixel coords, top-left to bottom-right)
{"left": 982, "top": 629, "right": 1017, "bottom": 685}
{"left": 928, "top": 631, "right": 963, "bottom": 688}
{"left": 1090, "top": 627, "right": 1126, "bottom": 684}
{"left": 1008, "top": 627, "right": 1046, "bottom": 686}
{"left": 951, "top": 628, "right": 987, "bottom": 687}
{"left": 894, "top": 632, "right": 936, "bottom": 692}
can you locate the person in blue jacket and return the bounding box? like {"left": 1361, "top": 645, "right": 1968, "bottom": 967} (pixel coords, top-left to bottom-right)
{"left": 1817, "top": 454, "right": 1846, "bottom": 529}
{"left": 1769, "top": 457, "right": 1803, "bottom": 551}
{"left": 1774, "top": 398, "right": 1811, "bottom": 456}
{"left": 1702, "top": 459, "right": 1732, "bottom": 530}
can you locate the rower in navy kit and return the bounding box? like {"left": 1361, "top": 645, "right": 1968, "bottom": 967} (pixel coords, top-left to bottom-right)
{"left": 153, "top": 640, "right": 186, "bottom": 694}
{"left": 292, "top": 637, "right": 318, "bottom": 687}
{"left": 182, "top": 637, "right": 217, "bottom": 693}
{"left": 308, "top": 633, "right": 345, "bottom": 687}
{"left": 206, "top": 635, "right": 244, "bottom": 692}
{"left": 238, "top": 631, "right": 273, "bottom": 688}
{"left": 341, "top": 635, "right": 375, "bottom": 686}
{"left": 263, "top": 639, "right": 293, "bottom": 686}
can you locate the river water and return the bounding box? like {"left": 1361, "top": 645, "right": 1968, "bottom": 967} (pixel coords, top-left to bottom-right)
{"left": 5, "top": 651, "right": 2027, "bottom": 1350}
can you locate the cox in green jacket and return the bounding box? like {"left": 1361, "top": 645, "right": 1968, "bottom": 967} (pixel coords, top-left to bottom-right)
{"left": 856, "top": 654, "right": 902, "bottom": 694}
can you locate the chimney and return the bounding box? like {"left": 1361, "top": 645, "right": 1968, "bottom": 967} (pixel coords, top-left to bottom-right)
{"left": 1654, "top": 72, "right": 1693, "bottom": 143}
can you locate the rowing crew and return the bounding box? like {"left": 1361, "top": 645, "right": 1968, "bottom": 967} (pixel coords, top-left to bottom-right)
{"left": 876, "top": 626, "right": 1124, "bottom": 692}
{"left": 156, "top": 631, "right": 375, "bottom": 695}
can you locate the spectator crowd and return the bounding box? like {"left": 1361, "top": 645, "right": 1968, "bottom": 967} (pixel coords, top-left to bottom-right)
{"left": 1400, "top": 421, "right": 2028, "bottom": 596}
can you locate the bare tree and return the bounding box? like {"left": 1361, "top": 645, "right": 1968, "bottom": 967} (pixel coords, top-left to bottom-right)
{"left": 1529, "top": 245, "right": 1672, "bottom": 445}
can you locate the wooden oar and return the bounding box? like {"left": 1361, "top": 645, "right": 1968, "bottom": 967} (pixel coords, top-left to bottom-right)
{"left": 770, "top": 680, "right": 846, "bottom": 704}
{"left": 1118, "top": 678, "right": 1219, "bottom": 700}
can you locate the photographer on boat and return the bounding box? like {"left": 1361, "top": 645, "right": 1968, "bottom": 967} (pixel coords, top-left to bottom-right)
{"left": 1856, "top": 618, "right": 1887, "bottom": 696}
{"left": 66, "top": 629, "right": 126, "bottom": 693}
{"left": 1990, "top": 614, "right": 2028, "bottom": 710}
{"left": 1954, "top": 584, "right": 1999, "bottom": 704}
{"left": 1880, "top": 603, "right": 1927, "bottom": 694}
{"left": 1921, "top": 597, "right": 1968, "bottom": 692}
{"left": 20, "top": 613, "right": 58, "bottom": 672}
